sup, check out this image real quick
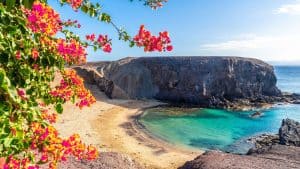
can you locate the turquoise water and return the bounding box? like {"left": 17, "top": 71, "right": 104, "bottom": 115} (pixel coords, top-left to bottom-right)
{"left": 139, "top": 66, "right": 300, "bottom": 154}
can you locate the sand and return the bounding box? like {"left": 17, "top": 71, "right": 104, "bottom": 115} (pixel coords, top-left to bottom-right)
{"left": 55, "top": 84, "right": 201, "bottom": 169}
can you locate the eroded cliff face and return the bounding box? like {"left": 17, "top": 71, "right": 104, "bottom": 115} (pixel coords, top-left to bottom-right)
{"left": 74, "top": 56, "right": 282, "bottom": 107}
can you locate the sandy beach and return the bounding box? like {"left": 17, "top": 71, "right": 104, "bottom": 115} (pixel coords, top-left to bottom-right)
{"left": 55, "top": 84, "right": 201, "bottom": 169}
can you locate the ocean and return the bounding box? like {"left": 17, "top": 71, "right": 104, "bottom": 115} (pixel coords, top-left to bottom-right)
{"left": 275, "top": 66, "right": 300, "bottom": 94}
{"left": 139, "top": 66, "right": 300, "bottom": 154}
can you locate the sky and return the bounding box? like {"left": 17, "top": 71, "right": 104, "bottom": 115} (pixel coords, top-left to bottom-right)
{"left": 49, "top": 0, "right": 300, "bottom": 65}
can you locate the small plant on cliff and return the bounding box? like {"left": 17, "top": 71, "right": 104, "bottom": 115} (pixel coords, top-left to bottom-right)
{"left": 0, "top": 0, "right": 172, "bottom": 168}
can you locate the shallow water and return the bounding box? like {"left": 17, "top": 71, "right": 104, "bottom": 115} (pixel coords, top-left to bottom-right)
{"left": 139, "top": 66, "right": 300, "bottom": 154}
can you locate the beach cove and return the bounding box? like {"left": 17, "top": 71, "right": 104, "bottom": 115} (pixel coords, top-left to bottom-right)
{"left": 55, "top": 84, "right": 201, "bottom": 169}
{"left": 55, "top": 57, "right": 300, "bottom": 169}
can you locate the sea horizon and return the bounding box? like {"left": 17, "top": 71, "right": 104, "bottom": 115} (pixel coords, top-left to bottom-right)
{"left": 86, "top": 56, "right": 300, "bottom": 67}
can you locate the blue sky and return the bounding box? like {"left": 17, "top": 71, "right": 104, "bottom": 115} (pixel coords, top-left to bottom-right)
{"left": 49, "top": 0, "right": 300, "bottom": 65}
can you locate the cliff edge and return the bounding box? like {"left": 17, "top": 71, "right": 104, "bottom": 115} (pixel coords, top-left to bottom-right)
{"left": 74, "top": 56, "right": 283, "bottom": 108}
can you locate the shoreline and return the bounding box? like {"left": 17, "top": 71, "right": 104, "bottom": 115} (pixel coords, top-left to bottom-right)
{"left": 133, "top": 109, "right": 202, "bottom": 154}
{"left": 92, "top": 99, "right": 201, "bottom": 169}
{"left": 55, "top": 84, "right": 298, "bottom": 169}
{"left": 54, "top": 84, "right": 200, "bottom": 169}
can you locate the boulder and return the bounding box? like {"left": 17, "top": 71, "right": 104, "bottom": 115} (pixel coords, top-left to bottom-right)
{"left": 250, "top": 111, "right": 263, "bottom": 118}
{"left": 279, "top": 118, "right": 300, "bottom": 146}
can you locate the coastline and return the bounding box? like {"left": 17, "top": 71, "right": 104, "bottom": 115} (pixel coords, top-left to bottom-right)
{"left": 55, "top": 83, "right": 296, "bottom": 169}
{"left": 55, "top": 84, "right": 201, "bottom": 169}
{"left": 92, "top": 99, "right": 201, "bottom": 169}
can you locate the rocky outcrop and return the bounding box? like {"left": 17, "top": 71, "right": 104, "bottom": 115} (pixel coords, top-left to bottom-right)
{"left": 74, "top": 56, "right": 285, "bottom": 108}
{"left": 179, "top": 119, "right": 300, "bottom": 169}
{"left": 247, "top": 134, "right": 280, "bottom": 154}
{"left": 279, "top": 118, "right": 300, "bottom": 146}
{"left": 179, "top": 146, "right": 300, "bottom": 169}
{"left": 73, "top": 66, "right": 115, "bottom": 98}
{"left": 250, "top": 111, "right": 263, "bottom": 118}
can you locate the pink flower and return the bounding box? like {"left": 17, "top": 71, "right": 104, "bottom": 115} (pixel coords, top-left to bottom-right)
{"left": 15, "top": 51, "right": 21, "bottom": 60}
{"left": 133, "top": 25, "right": 173, "bottom": 52}
{"left": 40, "top": 153, "right": 48, "bottom": 163}
{"left": 103, "top": 44, "right": 112, "bottom": 53}
{"left": 32, "top": 48, "right": 39, "bottom": 60}
{"left": 166, "top": 45, "right": 173, "bottom": 51}
{"left": 17, "top": 88, "right": 26, "bottom": 100}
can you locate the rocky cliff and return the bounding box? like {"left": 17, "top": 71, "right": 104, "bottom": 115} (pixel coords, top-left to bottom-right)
{"left": 74, "top": 56, "right": 282, "bottom": 107}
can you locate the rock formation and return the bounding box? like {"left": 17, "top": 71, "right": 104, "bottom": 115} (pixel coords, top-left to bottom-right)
{"left": 179, "top": 145, "right": 300, "bottom": 169}
{"left": 74, "top": 56, "right": 284, "bottom": 108}
{"left": 279, "top": 118, "right": 300, "bottom": 146}
{"left": 250, "top": 111, "right": 263, "bottom": 118}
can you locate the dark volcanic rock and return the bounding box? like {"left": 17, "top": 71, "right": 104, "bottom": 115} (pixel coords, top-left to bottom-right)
{"left": 250, "top": 111, "right": 263, "bottom": 118}
{"left": 248, "top": 118, "right": 300, "bottom": 154}
{"left": 74, "top": 56, "right": 282, "bottom": 108}
{"left": 73, "top": 66, "right": 115, "bottom": 98}
{"left": 179, "top": 146, "right": 300, "bottom": 169}
{"left": 279, "top": 118, "right": 300, "bottom": 146}
{"left": 247, "top": 134, "right": 280, "bottom": 154}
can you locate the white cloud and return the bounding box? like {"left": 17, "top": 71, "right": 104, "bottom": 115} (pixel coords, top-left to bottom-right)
{"left": 199, "top": 34, "right": 300, "bottom": 62}
{"left": 274, "top": 1, "right": 300, "bottom": 15}
{"left": 201, "top": 35, "right": 274, "bottom": 51}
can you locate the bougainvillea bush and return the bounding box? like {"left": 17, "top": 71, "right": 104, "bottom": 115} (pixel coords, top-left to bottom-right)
{"left": 0, "top": 0, "right": 171, "bottom": 168}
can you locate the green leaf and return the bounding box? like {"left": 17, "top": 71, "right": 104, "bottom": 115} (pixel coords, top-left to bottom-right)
{"left": 0, "top": 102, "right": 12, "bottom": 115}
{"left": 23, "top": 0, "right": 35, "bottom": 9}
{"left": 89, "top": 9, "right": 95, "bottom": 17}
{"left": 4, "top": 137, "right": 12, "bottom": 148}
{"left": 100, "top": 13, "right": 111, "bottom": 23}
{"left": 55, "top": 103, "right": 63, "bottom": 114}
{"left": 6, "top": 0, "right": 16, "bottom": 10}
{"left": 71, "top": 95, "right": 75, "bottom": 104}
{"left": 129, "top": 41, "right": 135, "bottom": 47}
{"left": 81, "top": 5, "right": 88, "bottom": 13}
{"left": 0, "top": 69, "right": 4, "bottom": 86}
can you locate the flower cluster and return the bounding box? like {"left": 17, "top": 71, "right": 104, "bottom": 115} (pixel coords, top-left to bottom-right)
{"left": 85, "top": 34, "right": 96, "bottom": 41}
{"left": 49, "top": 79, "right": 74, "bottom": 101}
{"left": 3, "top": 156, "right": 38, "bottom": 169}
{"left": 40, "top": 36, "right": 57, "bottom": 51}
{"left": 65, "top": 0, "right": 84, "bottom": 10}
{"left": 57, "top": 39, "right": 87, "bottom": 64}
{"left": 4, "top": 122, "right": 98, "bottom": 169}
{"left": 39, "top": 36, "right": 87, "bottom": 64}
{"left": 133, "top": 25, "right": 173, "bottom": 52}
{"left": 38, "top": 103, "right": 58, "bottom": 124}
{"left": 86, "top": 34, "right": 112, "bottom": 53}
{"left": 23, "top": 2, "right": 62, "bottom": 36}
{"left": 41, "top": 110, "right": 57, "bottom": 124}
{"left": 50, "top": 70, "right": 96, "bottom": 109}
